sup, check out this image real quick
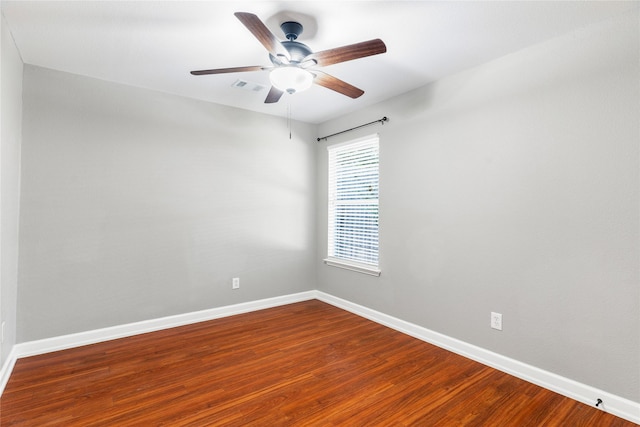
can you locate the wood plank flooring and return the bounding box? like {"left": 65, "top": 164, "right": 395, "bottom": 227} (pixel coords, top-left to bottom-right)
{"left": 1, "top": 300, "right": 635, "bottom": 426}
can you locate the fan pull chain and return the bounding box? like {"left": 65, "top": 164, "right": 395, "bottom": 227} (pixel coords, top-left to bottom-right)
{"left": 288, "top": 103, "right": 292, "bottom": 139}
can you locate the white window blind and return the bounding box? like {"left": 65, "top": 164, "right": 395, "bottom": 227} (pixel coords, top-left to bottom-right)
{"left": 326, "top": 135, "right": 379, "bottom": 275}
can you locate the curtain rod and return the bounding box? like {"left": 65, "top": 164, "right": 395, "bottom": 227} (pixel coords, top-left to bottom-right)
{"left": 316, "top": 116, "right": 388, "bottom": 142}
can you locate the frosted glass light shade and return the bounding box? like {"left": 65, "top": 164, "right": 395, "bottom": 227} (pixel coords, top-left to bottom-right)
{"left": 269, "top": 67, "right": 313, "bottom": 94}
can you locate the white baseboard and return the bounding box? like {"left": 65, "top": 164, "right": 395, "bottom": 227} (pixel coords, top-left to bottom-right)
{"left": 0, "top": 346, "right": 19, "bottom": 397}
{"left": 0, "top": 291, "right": 316, "bottom": 396}
{"left": 14, "top": 291, "right": 317, "bottom": 358}
{"left": 315, "top": 291, "right": 640, "bottom": 425}
{"left": 2, "top": 290, "right": 638, "bottom": 425}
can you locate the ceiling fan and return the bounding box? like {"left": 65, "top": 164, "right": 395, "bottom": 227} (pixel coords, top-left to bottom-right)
{"left": 190, "top": 12, "right": 387, "bottom": 104}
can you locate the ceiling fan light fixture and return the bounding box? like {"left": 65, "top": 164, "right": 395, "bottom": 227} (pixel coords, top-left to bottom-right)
{"left": 269, "top": 67, "right": 314, "bottom": 94}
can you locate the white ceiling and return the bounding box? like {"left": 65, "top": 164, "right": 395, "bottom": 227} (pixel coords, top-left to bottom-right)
{"left": 2, "top": 1, "right": 637, "bottom": 124}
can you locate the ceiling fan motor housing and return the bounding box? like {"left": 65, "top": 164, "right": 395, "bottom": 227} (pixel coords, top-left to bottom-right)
{"left": 270, "top": 40, "right": 312, "bottom": 65}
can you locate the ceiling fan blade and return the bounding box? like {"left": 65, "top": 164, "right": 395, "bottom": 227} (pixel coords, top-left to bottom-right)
{"left": 264, "top": 86, "right": 285, "bottom": 104}
{"left": 305, "top": 39, "right": 386, "bottom": 67}
{"left": 190, "top": 66, "right": 265, "bottom": 75}
{"left": 234, "top": 12, "right": 290, "bottom": 60}
{"left": 313, "top": 71, "right": 364, "bottom": 99}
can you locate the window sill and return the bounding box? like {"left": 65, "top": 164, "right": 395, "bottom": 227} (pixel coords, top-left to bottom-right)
{"left": 323, "top": 258, "right": 381, "bottom": 277}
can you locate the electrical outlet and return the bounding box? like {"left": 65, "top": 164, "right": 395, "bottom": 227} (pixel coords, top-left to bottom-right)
{"left": 491, "top": 312, "right": 502, "bottom": 330}
{"left": 232, "top": 277, "right": 240, "bottom": 289}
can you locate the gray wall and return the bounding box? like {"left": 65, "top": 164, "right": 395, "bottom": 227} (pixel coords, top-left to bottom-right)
{"left": 17, "top": 65, "right": 317, "bottom": 342}
{"left": 1, "top": 13, "right": 23, "bottom": 365}
{"left": 316, "top": 11, "right": 639, "bottom": 401}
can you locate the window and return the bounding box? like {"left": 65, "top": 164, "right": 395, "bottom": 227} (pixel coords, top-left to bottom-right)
{"left": 325, "top": 134, "right": 380, "bottom": 276}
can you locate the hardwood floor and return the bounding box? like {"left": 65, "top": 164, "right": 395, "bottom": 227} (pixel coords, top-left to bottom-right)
{"left": 1, "top": 300, "right": 635, "bottom": 426}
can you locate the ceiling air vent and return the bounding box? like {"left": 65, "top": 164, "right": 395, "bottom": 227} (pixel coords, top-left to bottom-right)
{"left": 232, "top": 79, "right": 267, "bottom": 92}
